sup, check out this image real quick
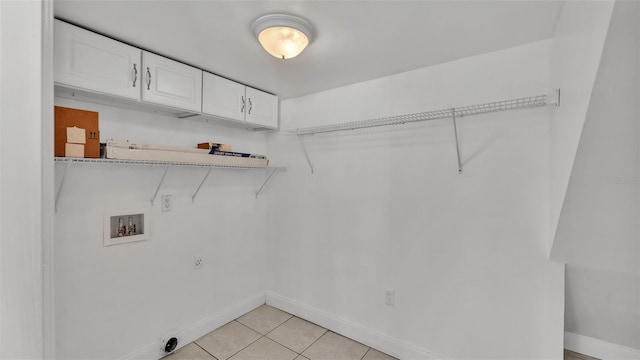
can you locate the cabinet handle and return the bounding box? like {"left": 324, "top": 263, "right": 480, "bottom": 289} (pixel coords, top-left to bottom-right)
{"left": 248, "top": 98, "right": 252, "bottom": 115}
{"left": 146, "top": 67, "right": 151, "bottom": 90}
{"left": 132, "top": 64, "right": 138, "bottom": 87}
{"left": 240, "top": 96, "right": 245, "bottom": 113}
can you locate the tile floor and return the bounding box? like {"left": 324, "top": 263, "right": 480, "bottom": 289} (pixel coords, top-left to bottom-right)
{"left": 164, "top": 304, "right": 598, "bottom": 360}
{"left": 564, "top": 349, "right": 600, "bottom": 360}
{"left": 164, "top": 305, "right": 397, "bottom": 360}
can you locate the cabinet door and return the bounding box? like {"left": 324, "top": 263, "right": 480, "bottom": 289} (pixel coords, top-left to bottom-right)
{"left": 141, "top": 52, "right": 202, "bottom": 113}
{"left": 54, "top": 20, "right": 141, "bottom": 100}
{"left": 202, "top": 72, "right": 246, "bottom": 123}
{"left": 245, "top": 87, "right": 278, "bottom": 129}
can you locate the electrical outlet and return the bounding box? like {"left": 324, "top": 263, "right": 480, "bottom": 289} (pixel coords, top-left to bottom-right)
{"left": 385, "top": 289, "right": 395, "bottom": 306}
{"left": 161, "top": 195, "right": 172, "bottom": 212}
{"left": 194, "top": 256, "right": 203, "bottom": 270}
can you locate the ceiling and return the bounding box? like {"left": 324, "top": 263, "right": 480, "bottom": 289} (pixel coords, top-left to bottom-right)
{"left": 54, "top": 1, "right": 563, "bottom": 100}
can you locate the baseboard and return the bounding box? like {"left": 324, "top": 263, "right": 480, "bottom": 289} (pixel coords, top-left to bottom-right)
{"left": 120, "top": 291, "right": 266, "bottom": 360}
{"left": 565, "top": 332, "right": 640, "bottom": 360}
{"left": 266, "top": 291, "right": 442, "bottom": 360}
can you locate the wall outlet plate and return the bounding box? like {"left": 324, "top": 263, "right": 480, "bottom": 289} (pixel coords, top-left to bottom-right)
{"left": 194, "top": 256, "right": 203, "bottom": 270}
{"left": 161, "top": 195, "right": 172, "bottom": 212}
{"left": 385, "top": 289, "right": 395, "bottom": 306}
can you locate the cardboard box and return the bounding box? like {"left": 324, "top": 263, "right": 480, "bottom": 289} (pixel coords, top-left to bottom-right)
{"left": 65, "top": 143, "right": 85, "bottom": 158}
{"left": 197, "top": 142, "right": 232, "bottom": 152}
{"left": 66, "top": 126, "right": 86, "bottom": 144}
{"left": 55, "top": 106, "right": 100, "bottom": 158}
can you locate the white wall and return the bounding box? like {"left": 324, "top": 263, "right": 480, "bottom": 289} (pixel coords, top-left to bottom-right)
{"left": 267, "top": 40, "right": 564, "bottom": 359}
{"left": 0, "top": 1, "right": 45, "bottom": 358}
{"left": 553, "top": 1, "right": 640, "bottom": 351}
{"left": 548, "top": 0, "right": 614, "bottom": 253}
{"left": 53, "top": 98, "right": 270, "bottom": 359}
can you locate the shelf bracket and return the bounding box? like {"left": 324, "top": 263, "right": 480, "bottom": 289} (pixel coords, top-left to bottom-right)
{"left": 151, "top": 166, "right": 169, "bottom": 206}
{"left": 55, "top": 161, "right": 72, "bottom": 212}
{"left": 191, "top": 167, "right": 213, "bottom": 203}
{"left": 452, "top": 108, "right": 463, "bottom": 173}
{"left": 297, "top": 134, "right": 314, "bottom": 173}
{"left": 256, "top": 168, "right": 279, "bottom": 198}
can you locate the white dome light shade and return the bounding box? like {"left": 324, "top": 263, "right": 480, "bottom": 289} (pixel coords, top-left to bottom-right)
{"left": 258, "top": 26, "right": 309, "bottom": 60}
{"left": 252, "top": 14, "right": 314, "bottom": 60}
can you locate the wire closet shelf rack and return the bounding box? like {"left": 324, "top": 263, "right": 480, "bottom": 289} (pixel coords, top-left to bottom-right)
{"left": 53, "top": 156, "right": 284, "bottom": 170}
{"left": 289, "top": 90, "right": 560, "bottom": 173}
{"left": 53, "top": 157, "right": 284, "bottom": 211}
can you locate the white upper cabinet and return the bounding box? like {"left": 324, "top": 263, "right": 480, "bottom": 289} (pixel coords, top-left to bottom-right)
{"left": 141, "top": 52, "right": 202, "bottom": 113}
{"left": 202, "top": 72, "right": 246, "bottom": 123}
{"left": 202, "top": 72, "right": 278, "bottom": 129}
{"left": 245, "top": 87, "right": 278, "bottom": 129}
{"left": 54, "top": 20, "right": 277, "bottom": 128}
{"left": 54, "top": 20, "right": 141, "bottom": 100}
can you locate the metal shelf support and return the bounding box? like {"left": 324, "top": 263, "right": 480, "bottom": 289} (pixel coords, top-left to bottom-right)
{"left": 150, "top": 167, "right": 169, "bottom": 206}
{"left": 55, "top": 161, "right": 71, "bottom": 212}
{"left": 452, "top": 108, "right": 463, "bottom": 173}
{"left": 256, "top": 168, "right": 279, "bottom": 198}
{"left": 298, "top": 134, "right": 314, "bottom": 173}
{"left": 191, "top": 167, "right": 213, "bottom": 203}
{"left": 54, "top": 158, "right": 285, "bottom": 204}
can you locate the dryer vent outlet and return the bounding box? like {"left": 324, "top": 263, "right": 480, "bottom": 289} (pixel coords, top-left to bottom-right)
{"left": 163, "top": 337, "right": 178, "bottom": 353}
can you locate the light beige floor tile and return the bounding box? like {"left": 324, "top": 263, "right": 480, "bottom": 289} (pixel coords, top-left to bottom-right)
{"left": 564, "top": 350, "right": 600, "bottom": 360}
{"left": 163, "top": 343, "right": 215, "bottom": 360}
{"left": 229, "top": 337, "right": 297, "bottom": 360}
{"left": 302, "top": 332, "right": 369, "bottom": 360}
{"left": 362, "top": 348, "right": 397, "bottom": 360}
{"left": 195, "top": 321, "right": 261, "bottom": 360}
{"left": 266, "top": 317, "right": 327, "bottom": 353}
{"left": 295, "top": 356, "right": 310, "bottom": 360}
{"left": 236, "top": 305, "right": 292, "bottom": 335}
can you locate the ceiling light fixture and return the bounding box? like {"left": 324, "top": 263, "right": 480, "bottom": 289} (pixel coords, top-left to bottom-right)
{"left": 252, "top": 14, "right": 314, "bottom": 60}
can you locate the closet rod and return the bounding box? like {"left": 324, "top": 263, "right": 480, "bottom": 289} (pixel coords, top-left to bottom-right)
{"left": 290, "top": 89, "right": 560, "bottom": 136}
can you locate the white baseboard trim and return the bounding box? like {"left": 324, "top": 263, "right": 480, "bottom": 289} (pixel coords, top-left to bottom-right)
{"left": 120, "top": 291, "right": 266, "bottom": 360}
{"left": 565, "top": 332, "right": 640, "bottom": 360}
{"left": 266, "top": 291, "right": 442, "bottom": 360}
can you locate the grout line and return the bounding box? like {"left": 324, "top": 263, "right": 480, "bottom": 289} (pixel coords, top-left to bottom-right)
{"left": 193, "top": 342, "right": 219, "bottom": 360}
{"left": 226, "top": 334, "right": 264, "bottom": 360}
{"left": 264, "top": 314, "right": 294, "bottom": 337}
{"left": 361, "top": 348, "right": 372, "bottom": 360}
{"left": 222, "top": 321, "right": 265, "bottom": 359}
{"left": 297, "top": 328, "right": 329, "bottom": 357}
{"left": 235, "top": 319, "right": 266, "bottom": 336}
{"left": 240, "top": 310, "right": 301, "bottom": 355}
{"left": 262, "top": 335, "right": 301, "bottom": 357}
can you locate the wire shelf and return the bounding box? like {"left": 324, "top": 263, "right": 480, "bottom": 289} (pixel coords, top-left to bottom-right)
{"left": 54, "top": 157, "right": 284, "bottom": 171}
{"left": 54, "top": 157, "right": 285, "bottom": 211}
{"left": 290, "top": 90, "right": 559, "bottom": 136}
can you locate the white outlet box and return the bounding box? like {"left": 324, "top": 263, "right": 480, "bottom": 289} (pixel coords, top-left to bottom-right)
{"left": 161, "top": 195, "right": 172, "bottom": 212}
{"left": 385, "top": 289, "right": 395, "bottom": 306}
{"left": 194, "top": 256, "right": 203, "bottom": 269}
